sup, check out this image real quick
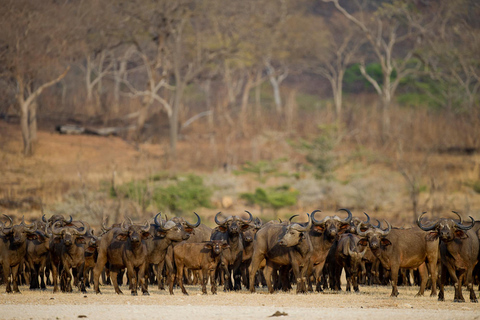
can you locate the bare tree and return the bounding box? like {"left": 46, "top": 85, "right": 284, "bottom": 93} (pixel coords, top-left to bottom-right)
{"left": 0, "top": 1, "right": 76, "bottom": 155}
{"left": 419, "top": 0, "right": 480, "bottom": 111}
{"left": 323, "top": 0, "right": 431, "bottom": 141}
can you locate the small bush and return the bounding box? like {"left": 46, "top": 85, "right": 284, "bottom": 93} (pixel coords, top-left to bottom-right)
{"left": 472, "top": 181, "right": 480, "bottom": 194}
{"left": 240, "top": 185, "right": 299, "bottom": 219}
{"left": 152, "top": 174, "right": 212, "bottom": 213}
{"left": 114, "top": 174, "right": 212, "bottom": 214}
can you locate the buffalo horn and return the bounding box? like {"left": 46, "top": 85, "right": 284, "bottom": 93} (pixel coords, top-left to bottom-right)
{"left": 356, "top": 223, "right": 368, "bottom": 237}
{"left": 293, "top": 213, "right": 312, "bottom": 232}
{"left": 186, "top": 212, "right": 201, "bottom": 228}
{"left": 214, "top": 212, "right": 227, "bottom": 226}
{"left": 3, "top": 214, "right": 13, "bottom": 228}
{"left": 121, "top": 220, "right": 129, "bottom": 232}
{"left": 75, "top": 221, "right": 88, "bottom": 236}
{"left": 288, "top": 214, "right": 299, "bottom": 223}
{"left": 242, "top": 211, "right": 253, "bottom": 223}
{"left": 154, "top": 212, "right": 163, "bottom": 227}
{"left": 452, "top": 211, "right": 463, "bottom": 223}
{"left": 311, "top": 210, "right": 327, "bottom": 226}
{"left": 141, "top": 220, "right": 151, "bottom": 232}
{"left": 379, "top": 220, "right": 391, "bottom": 236}
{"left": 52, "top": 221, "right": 64, "bottom": 236}
{"left": 454, "top": 216, "right": 475, "bottom": 231}
{"left": 42, "top": 214, "right": 48, "bottom": 223}
{"left": 338, "top": 208, "right": 353, "bottom": 223}
{"left": 363, "top": 212, "right": 371, "bottom": 224}
{"left": 417, "top": 212, "right": 437, "bottom": 231}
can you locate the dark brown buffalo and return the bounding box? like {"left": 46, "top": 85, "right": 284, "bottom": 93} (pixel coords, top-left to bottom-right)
{"left": 171, "top": 240, "right": 229, "bottom": 295}
{"left": 25, "top": 220, "right": 50, "bottom": 290}
{"left": 249, "top": 213, "right": 313, "bottom": 294}
{"left": 146, "top": 212, "right": 192, "bottom": 290}
{"left": 0, "top": 215, "right": 37, "bottom": 293}
{"left": 418, "top": 212, "right": 479, "bottom": 302}
{"left": 308, "top": 209, "right": 352, "bottom": 291}
{"left": 357, "top": 220, "right": 439, "bottom": 297}
{"left": 93, "top": 220, "right": 152, "bottom": 295}
{"left": 48, "top": 221, "right": 89, "bottom": 293}
{"left": 332, "top": 233, "right": 366, "bottom": 292}
{"left": 169, "top": 213, "right": 209, "bottom": 243}
{"left": 211, "top": 211, "right": 252, "bottom": 291}
{"left": 240, "top": 216, "right": 262, "bottom": 288}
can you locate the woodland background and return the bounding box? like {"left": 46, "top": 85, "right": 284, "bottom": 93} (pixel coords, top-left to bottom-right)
{"left": 1, "top": 0, "right": 480, "bottom": 228}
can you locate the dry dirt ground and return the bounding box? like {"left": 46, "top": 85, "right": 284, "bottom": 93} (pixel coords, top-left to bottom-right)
{"left": 1, "top": 284, "right": 479, "bottom": 320}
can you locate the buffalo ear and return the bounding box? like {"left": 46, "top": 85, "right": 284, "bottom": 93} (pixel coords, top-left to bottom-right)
{"left": 75, "top": 237, "right": 86, "bottom": 244}
{"left": 204, "top": 243, "right": 213, "bottom": 249}
{"left": 85, "top": 246, "right": 96, "bottom": 253}
{"left": 218, "top": 225, "right": 227, "bottom": 232}
{"left": 425, "top": 232, "right": 439, "bottom": 241}
{"left": 53, "top": 236, "right": 62, "bottom": 243}
{"left": 116, "top": 233, "right": 128, "bottom": 241}
{"left": 338, "top": 223, "right": 349, "bottom": 234}
{"left": 27, "top": 233, "right": 38, "bottom": 240}
{"left": 155, "top": 230, "right": 166, "bottom": 238}
{"left": 454, "top": 230, "right": 468, "bottom": 239}
{"left": 141, "top": 232, "right": 152, "bottom": 239}
{"left": 357, "top": 239, "right": 368, "bottom": 247}
{"left": 380, "top": 238, "right": 392, "bottom": 246}
{"left": 184, "top": 227, "right": 194, "bottom": 234}
{"left": 221, "top": 243, "right": 230, "bottom": 249}
{"left": 241, "top": 224, "right": 250, "bottom": 230}
{"left": 313, "top": 225, "right": 324, "bottom": 233}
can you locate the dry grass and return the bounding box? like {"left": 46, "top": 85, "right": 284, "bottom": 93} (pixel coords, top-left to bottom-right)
{"left": 1, "top": 103, "right": 480, "bottom": 228}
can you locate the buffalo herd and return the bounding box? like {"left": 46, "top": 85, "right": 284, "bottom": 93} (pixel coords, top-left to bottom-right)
{"left": 0, "top": 209, "right": 479, "bottom": 302}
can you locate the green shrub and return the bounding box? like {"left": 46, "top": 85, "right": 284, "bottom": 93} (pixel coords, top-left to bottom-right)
{"left": 114, "top": 174, "right": 212, "bottom": 214}
{"left": 472, "top": 181, "right": 480, "bottom": 194}
{"left": 240, "top": 185, "right": 298, "bottom": 219}
{"left": 152, "top": 174, "right": 212, "bottom": 213}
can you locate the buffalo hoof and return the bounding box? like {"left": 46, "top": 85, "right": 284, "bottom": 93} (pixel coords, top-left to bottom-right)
{"left": 142, "top": 292, "right": 150, "bottom": 296}
{"left": 131, "top": 292, "right": 138, "bottom": 296}
{"left": 453, "top": 299, "right": 465, "bottom": 303}
{"left": 414, "top": 293, "right": 424, "bottom": 298}
{"left": 470, "top": 298, "right": 478, "bottom": 303}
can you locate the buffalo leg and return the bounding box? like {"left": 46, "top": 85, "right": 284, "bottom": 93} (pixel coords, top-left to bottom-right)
{"left": 415, "top": 263, "right": 427, "bottom": 297}
{"left": 138, "top": 264, "right": 149, "bottom": 296}
{"left": 177, "top": 263, "right": 188, "bottom": 295}
{"left": 3, "top": 264, "right": 12, "bottom": 293}
{"left": 156, "top": 262, "right": 165, "bottom": 290}
{"left": 389, "top": 265, "right": 399, "bottom": 297}
{"left": 200, "top": 270, "right": 207, "bottom": 294}
{"left": 466, "top": 267, "right": 477, "bottom": 303}
{"left": 438, "top": 263, "right": 446, "bottom": 301}
{"left": 263, "top": 262, "right": 275, "bottom": 294}
{"left": 93, "top": 251, "right": 109, "bottom": 294}
{"left": 249, "top": 252, "right": 266, "bottom": 293}
{"left": 210, "top": 269, "right": 217, "bottom": 294}
{"left": 110, "top": 270, "right": 123, "bottom": 295}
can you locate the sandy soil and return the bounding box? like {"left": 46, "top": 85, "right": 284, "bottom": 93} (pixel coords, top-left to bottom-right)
{"left": 1, "top": 284, "right": 479, "bottom": 320}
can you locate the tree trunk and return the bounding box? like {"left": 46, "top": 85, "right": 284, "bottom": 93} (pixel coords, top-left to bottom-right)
{"left": 269, "top": 75, "right": 282, "bottom": 114}
{"left": 254, "top": 70, "right": 262, "bottom": 119}
{"left": 239, "top": 72, "right": 254, "bottom": 135}
{"left": 20, "top": 102, "right": 32, "bottom": 156}
{"left": 29, "top": 100, "right": 38, "bottom": 142}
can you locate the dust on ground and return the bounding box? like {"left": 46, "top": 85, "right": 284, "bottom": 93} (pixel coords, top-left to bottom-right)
{"left": 1, "top": 284, "right": 479, "bottom": 320}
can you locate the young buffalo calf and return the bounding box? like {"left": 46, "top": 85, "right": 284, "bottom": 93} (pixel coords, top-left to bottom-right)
{"left": 171, "top": 240, "right": 229, "bottom": 295}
